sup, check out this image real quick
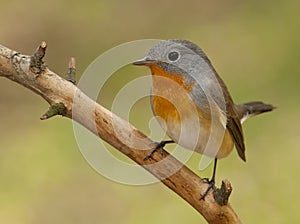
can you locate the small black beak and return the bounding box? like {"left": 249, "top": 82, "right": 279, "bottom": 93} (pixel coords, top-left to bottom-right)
{"left": 133, "top": 57, "right": 155, "bottom": 66}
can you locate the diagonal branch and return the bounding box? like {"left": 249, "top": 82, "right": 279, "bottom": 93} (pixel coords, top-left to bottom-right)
{"left": 0, "top": 42, "right": 241, "bottom": 224}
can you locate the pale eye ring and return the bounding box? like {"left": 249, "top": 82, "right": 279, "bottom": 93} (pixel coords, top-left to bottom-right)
{"left": 168, "top": 51, "right": 180, "bottom": 61}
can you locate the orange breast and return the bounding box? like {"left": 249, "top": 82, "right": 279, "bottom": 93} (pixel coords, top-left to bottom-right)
{"left": 151, "top": 95, "right": 180, "bottom": 123}
{"left": 149, "top": 64, "right": 196, "bottom": 124}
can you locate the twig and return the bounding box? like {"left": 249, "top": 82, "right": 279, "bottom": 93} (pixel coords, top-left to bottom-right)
{"left": 30, "top": 41, "right": 47, "bottom": 74}
{"left": 66, "top": 57, "right": 76, "bottom": 84}
{"left": 40, "top": 102, "right": 67, "bottom": 120}
{"left": 213, "top": 179, "right": 232, "bottom": 206}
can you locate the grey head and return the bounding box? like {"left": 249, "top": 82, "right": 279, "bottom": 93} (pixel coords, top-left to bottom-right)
{"left": 134, "top": 39, "right": 213, "bottom": 74}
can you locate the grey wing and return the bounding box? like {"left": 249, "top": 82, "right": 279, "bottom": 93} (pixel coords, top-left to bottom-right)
{"left": 226, "top": 111, "right": 246, "bottom": 161}
{"left": 207, "top": 68, "right": 246, "bottom": 161}
{"left": 215, "top": 74, "right": 246, "bottom": 161}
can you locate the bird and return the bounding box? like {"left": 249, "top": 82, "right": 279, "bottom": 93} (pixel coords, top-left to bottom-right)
{"left": 133, "top": 39, "right": 275, "bottom": 199}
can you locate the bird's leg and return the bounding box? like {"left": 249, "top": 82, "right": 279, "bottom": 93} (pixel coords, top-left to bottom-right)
{"left": 200, "top": 158, "right": 218, "bottom": 200}
{"left": 144, "top": 140, "right": 174, "bottom": 160}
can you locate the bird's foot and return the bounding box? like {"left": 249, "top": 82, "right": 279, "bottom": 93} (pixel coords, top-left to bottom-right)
{"left": 200, "top": 178, "right": 216, "bottom": 200}
{"left": 144, "top": 140, "right": 174, "bottom": 160}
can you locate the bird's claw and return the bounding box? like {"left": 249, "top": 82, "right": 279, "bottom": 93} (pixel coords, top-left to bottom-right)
{"left": 144, "top": 140, "right": 174, "bottom": 161}
{"left": 200, "top": 179, "right": 216, "bottom": 200}
{"left": 143, "top": 142, "right": 164, "bottom": 161}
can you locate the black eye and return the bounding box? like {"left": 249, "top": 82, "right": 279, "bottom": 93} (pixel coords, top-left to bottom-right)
{"left": 168, "top": 51, "right": 180, "bottom": 61}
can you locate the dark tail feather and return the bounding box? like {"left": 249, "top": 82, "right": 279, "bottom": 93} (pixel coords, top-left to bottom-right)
{"left": 236, "top": 101, "right": 276, "bottom": 122}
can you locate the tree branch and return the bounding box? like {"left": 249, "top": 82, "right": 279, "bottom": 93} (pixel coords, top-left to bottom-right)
{"left": 0, "top": 42, "right": 241, "bottom": 224}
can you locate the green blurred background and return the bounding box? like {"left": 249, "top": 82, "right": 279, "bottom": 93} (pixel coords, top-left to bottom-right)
{"left": 0, "top": 0, "right": 299, "bottom": 223}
